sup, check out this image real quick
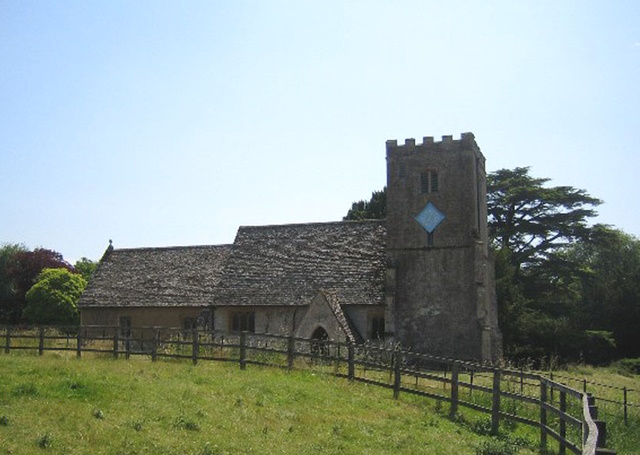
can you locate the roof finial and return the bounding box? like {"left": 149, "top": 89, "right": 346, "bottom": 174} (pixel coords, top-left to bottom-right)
{"left": 101, "top": 239, "right": 114, "bottom": 262}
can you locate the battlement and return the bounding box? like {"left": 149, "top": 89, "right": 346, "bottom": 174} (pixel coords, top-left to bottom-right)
{"left": 386, "top": 132, "right": 478, "bottom": 156}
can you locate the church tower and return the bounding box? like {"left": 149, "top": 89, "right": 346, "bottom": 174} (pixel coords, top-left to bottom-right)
{"left": 385, "top": 133, "right": 501, "bottom": 361}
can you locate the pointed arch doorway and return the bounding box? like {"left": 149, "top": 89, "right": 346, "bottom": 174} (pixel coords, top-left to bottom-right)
{"left": 310, "top": 326, "right": 330, "bottom": 358}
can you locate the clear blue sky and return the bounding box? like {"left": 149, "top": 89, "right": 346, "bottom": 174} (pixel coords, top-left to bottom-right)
{"left": 1, "top": 1, "right": 639, "bottom": 263}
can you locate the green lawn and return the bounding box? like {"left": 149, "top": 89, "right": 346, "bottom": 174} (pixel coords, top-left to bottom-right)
{"left": 0, "top": 353, "right": 539, "bottom": 455}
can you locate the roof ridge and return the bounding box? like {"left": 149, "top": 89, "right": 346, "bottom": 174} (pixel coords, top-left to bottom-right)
{"left": 238, "top": 219, "right": 385, "bottom": 230}
{"left": 111, "top": 244, "right": 233, "bottom": 253}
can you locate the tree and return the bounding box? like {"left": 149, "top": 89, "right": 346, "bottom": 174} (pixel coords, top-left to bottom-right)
{"left": 486, "top": 168, "right": 603, "bottom": 363}
{"left": 3, "top": 248, "right": 74, "bottom": 324}
{"left": 487, "top": 167, "right": 601, "bottom": 273}
{"left": 343, "top": 188, "right": 387, "bottom": 221}
{"left": 0, "top": 243, "right": 29, "bottom": 323}
{"left": 74, "top": 257, "right": 98, "bottom": 282}
{"left": 23, "top": 268, "right": 86, "bottom": 326}
{"left": 567, "top": 225, "right": 640, "bottom": 359}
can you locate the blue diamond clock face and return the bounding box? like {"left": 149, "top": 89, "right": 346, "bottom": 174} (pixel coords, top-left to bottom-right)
{"left": 413, "top": 202, "right": 445, "bottom": 233}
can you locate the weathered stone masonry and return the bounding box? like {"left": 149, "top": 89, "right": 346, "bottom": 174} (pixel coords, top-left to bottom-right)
{"left": 385, "top": 133, "right": 501, "bottom": 361}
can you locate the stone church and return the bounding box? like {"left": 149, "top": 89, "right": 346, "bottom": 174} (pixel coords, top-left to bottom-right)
{"left": 78, "top": 132, "right": 501, "bottom": 361}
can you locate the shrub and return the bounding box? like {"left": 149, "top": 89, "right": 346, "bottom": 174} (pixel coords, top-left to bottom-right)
{"left": 23, "top": 268, "right": 85, "bottom": 326}
{"left": 613, "top": 358, "right": 640, "bottom": 375}
{"left": 583, "top": 331, "right": 617, "bottom": 365}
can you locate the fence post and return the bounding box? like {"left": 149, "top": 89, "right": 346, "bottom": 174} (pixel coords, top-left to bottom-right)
{"left": 38, "top": 327, "right": 44, "bottom": 356}
{"left": 623, "top": 387, "right": 628, "bottom": 425}
{"left": 347, "top": 343, "right": 355, "bottom": 381}
{"left": 76, "top": 329, "right": 82, "bottom": 358}
{"left": 287, "top": 335, "right": 295, "bottom": 370}
{"left": 559, "top": 390, "right": 567, "bottom": 455}
{"left": 192, "top": 328, "right": 199, "bottom": 365}
{"left": 595, "top": 420, "right": 607, "bottom": 449}
{"left": 469, "top": 370, "right": 474, "bottom": 397}
{"left": 151, "top": 329, "right": 158, "bottom": 362}
{"left": 491, "top": 369, "right": 501, "bottom": 435}
{"left": 125, "top": 333, "right": 131, "bottom": 359}
{"left": 4, "top": 327, "right": 10, "bottom": 354}
{"left": 239, "top": 331, "right": 246, "bottom": 370}
{"left": 588, "top": 394, "right": 598, "bottom": 420}
{"left": 113, "top": 329, "right": 119, "bottom": 358}
{"left": 393, "top": 348, "right": 401, "bottom": 399}
{"left": 540, "top": 381, "right": 548, "bottom": 452}
{"left": 449, "top": 362, "right": 459, "bottom": 419}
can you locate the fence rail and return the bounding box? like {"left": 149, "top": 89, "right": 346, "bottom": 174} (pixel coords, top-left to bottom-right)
{"left": 1, "top": 325, "right": 616, "bottom": 455}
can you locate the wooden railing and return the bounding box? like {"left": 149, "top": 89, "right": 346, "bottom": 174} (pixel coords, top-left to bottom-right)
{"left": 1, "top": 325, "right": 616, "bottom": 455}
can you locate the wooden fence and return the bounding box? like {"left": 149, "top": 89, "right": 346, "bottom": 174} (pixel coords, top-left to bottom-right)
{"left": 541, "top": 370, "right": 637, "bottom": 427}
{"left": 1, "top": 325, "right": 617, "bottom": 455}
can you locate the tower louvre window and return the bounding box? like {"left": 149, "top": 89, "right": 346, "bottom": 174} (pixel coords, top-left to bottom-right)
{"left": 430, "top": 171, "right": 439, "bottom": 193}
{"left": 420, "top": 172, "right": 429, "bottom": 193}
{"left": 420, "top": 170, "right": 439, "bottom": 194}
{"left": 399, "top": 163, "right": 407, "bottom": 178}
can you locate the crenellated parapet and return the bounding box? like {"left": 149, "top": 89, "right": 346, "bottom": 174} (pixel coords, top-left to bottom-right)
{"left": 386, "top": 132, "right": 482, "bottom": 160}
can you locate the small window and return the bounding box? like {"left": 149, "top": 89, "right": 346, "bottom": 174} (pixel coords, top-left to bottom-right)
{"left": 427, "top": 232, "right": 434, "bottom": 246}
{"left": 399, "top": 163, "right": 407, "bottom": 178}
{"left": 370, "top": 316, "right": 385, "bottom": 340}
{"left": 430, "top": 171, "right": 439, "bottom": 193}
{"left": 420, "top": 170, "right": 439, "bottom": 194}
{"left": 420, "top": 172, "right": 430, "bottom": 194}
{"left": 231, "top": 312, "right": 255, "bottom": 333}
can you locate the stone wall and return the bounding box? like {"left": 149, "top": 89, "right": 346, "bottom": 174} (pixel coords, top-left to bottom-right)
{"left": 80, "top": 306, "right": 203, "bottom": 328}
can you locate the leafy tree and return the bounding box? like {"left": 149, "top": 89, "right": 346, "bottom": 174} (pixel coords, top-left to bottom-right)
{"left": 487, "top": 168, "right": 602, "bottom": 363}
{"left": 343, "top": 188, "right": 387, "bottom": 221}
{"left": 487, "top": 167, "right": 601, "bottom": 273}
{"left": 0, "top": 243, "right": 28, "bottom": 323}
{"left": 23, "top": 268, "right": 86, "bottom": 326}
{"left": 74, "top": 257, "right": 98, "bottom": 282}
{"left": 3, "top": 248, "right": 74, "bottom": 324}
{"left": 567, "top": 225, "right": 640, "bottom": 359}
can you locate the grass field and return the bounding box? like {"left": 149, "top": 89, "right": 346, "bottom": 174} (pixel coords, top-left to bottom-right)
{"left": 0, "top": 352, "right": 543, "bottom": 455}
{"left": 2, "top": 351, "right": 639, "bottom": 455}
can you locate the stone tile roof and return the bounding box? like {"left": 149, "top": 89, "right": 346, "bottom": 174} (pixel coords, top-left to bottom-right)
{"left": 78, "top": 245, "right": 233, "bottom": 308}
{"left": 213, "top": 220, "right": 386, "bottom": 308}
